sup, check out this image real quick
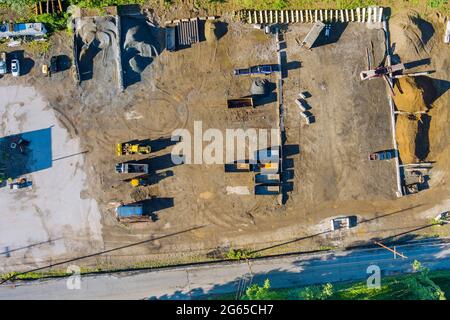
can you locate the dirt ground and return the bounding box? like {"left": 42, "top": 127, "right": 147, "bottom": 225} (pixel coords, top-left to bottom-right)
{"left": 1, "top": 8, "right": 450, "bottom": 271}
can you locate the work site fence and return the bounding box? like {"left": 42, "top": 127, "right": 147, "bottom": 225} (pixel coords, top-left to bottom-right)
{"left": 239, "top": 7, "right": 384, "bottom": 24}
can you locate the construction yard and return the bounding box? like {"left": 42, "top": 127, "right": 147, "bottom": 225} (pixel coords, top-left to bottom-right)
{"left": 1, "top": 5, "right": 450, "bottom": 273}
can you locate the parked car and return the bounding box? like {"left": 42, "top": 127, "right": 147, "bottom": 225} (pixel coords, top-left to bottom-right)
{"left": 50, "top": 56, "right": 58, "bottom": 74}
{"left": 11, "top": 58, "right": 20, "bottom": 77}
{"left": 0, "top": 52, "right": 7, "bottom": 75}
{"left": 368, "top": 150, "right": 392, "bottom": 161}
{"left": 42, "top": 64, "right": 49, "bottom": 77}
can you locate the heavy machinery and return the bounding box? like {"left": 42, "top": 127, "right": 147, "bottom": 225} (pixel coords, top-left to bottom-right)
{"left": 115, "top": 203, "right": 149, "bottom": 221}
{"left": 233, "top": 65, "right": 274, "bottom": 76}
{"left": 360, "top": 63, "right": 405, "bottom": 81}
{"left": 360, "top": 48, "right": 433, "bottom": 95}
{"left": 115, "top": 163, "right": 149, "bottom": 174}
{"left": 116, "top": 142, "right": 151, "bottom": 156}
{"left": 130, "top": 177, "right": 150, "bottom": 187}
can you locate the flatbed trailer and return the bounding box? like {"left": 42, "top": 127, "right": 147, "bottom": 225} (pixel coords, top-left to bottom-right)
{"left": 233, "top": 65, "right": 274, "bottom": 76}
{"left": 115, "top": 163, "right": 149, "bottom": 174}
{"left": 227, "top": 97, "right": 254, "bottom": 108}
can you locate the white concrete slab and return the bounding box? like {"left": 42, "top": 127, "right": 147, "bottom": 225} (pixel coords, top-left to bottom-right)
{"left": 0, "top": 86, "right": 103, "bottom": 272}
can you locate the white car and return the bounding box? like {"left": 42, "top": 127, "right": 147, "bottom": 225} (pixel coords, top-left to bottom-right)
{"left": 11, "top": 59, "right": 20, "bottom": 77}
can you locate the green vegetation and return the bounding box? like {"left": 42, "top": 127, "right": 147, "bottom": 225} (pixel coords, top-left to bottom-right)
{"left": 243, "top": 279, "right": 273, "bottom": 299}
{"left": 242, "top": 280, "right": 334, "bottom": 300}
{"left": 298, "top": 283, "right": 334, "bottom": 299}
{"left": 68, "top": 0, "right": 144, "bottom": 7}
{"left": 219, "top": 261, "right": 448, "bottom": 300}
{"left": 427, "top": 0, "right": 448, "bottom": 9}
{"left": 0, "top": 0, "right": 35, "bottom": 15}
{"left": 226, "top": 248, "right": 258, "bottom": 260}
{"left": 24, "top": 39, "right": 52, "bottom": 55}
{"left": 35, "top": 13, "right": 70, "bottom": 33}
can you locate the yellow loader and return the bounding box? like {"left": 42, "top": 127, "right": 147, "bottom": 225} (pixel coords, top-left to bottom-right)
{"left": 116, "top": 143, "right": 151, "bottom": 156}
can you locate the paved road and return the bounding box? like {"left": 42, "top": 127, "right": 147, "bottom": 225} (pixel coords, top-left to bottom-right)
{"left": 1, "top": 239, "right": 450, "bottom": 300}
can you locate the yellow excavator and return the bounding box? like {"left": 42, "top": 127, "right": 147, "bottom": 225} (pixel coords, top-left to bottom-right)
{"left": 116, "top": 143, "right": 151, "bottom": 156}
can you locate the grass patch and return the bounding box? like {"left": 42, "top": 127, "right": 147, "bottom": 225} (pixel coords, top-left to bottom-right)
{"left": 24, "top": 39, "right": 52, "bottom": 55}
{"left": 226, "top": 248, "right": 259, "bottom": 260}
{"left": 208, "top": 267, "right": 450, "bottom": 300}
{"left": 68, "top": 0, "right": 145, "bottom": 7}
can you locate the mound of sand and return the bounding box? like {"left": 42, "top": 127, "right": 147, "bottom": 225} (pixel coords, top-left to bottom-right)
{"left": 396, "top": 114, "right": 419, "bottom": 164}
{"left": 394, "top": 76, "right": 437, "bottom": 163}
{"left": 205, "top": 20, "right": 218, "bottom": 43}
{"left": 390, "top": 10, "right": 435, "bottom": 62}
{"left": 393, "top": 77, "right": 429, "bottom": 112}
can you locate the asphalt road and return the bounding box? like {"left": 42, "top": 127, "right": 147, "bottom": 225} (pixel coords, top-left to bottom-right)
{"left": 1, "top": 239, "right": 450, "bottom": 300}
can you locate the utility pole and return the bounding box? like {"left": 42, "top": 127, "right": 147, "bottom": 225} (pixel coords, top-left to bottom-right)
{"left": 374, "top": 241, "right": 407, "bottom": 259}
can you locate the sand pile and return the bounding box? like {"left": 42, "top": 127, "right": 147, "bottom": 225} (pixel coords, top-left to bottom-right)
{"left": 78, "top": 17, "right": 117, "bottom": 49}
{"left": 393, "top": 77, "right": 429, "bottom": 112}
{"left": 205, "top": 20, "right": 218, "bottom": 43}
{"left": 390, "top": 10, "right": 435, "bottom": 61}
{"left": 396, "top": 114, "right": 420, "bottom": 164}
{"left": 394, "top": 77, "right": 435, "bottom": 163}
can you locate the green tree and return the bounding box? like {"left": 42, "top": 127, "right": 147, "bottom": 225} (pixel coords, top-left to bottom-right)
{"left": 0, "top": 0, "right": 35, "bottom": 14}
{"left": 298, "top": 283, "right": 334, "bottom": 300}
{"left": 401, "top": 260, "right": 446, "bottom": 300}
{"left": 243, "top": 279, "right": 273, "bottom": 300}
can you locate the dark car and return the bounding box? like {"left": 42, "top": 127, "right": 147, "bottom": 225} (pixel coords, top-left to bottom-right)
{"left": 50, "top": 56, "right": 58, "bottom": 74}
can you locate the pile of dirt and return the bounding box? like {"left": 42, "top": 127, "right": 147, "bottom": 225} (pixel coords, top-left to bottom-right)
{"left": 205, "top": 20, "right": 218, "bottom": 43}
{"left": 396, "top": 114, "right": 419, "bottom": 164}
{"left": 390, "top": 10, "right": 435, "bottom": 62}
{"left": 394, "top": 76, "right": 435, "bottom": 163}
{"left": 78, "top": 16, "right": 117, "bottom": 50}
{"left": 393, "top": 76, "right": 433, "bottom": 112}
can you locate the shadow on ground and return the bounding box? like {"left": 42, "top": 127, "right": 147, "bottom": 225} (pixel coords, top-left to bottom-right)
{"left": 121, "top": 14, "right": 164, "bottom": 88}
{"left": 0, "top": 128, "right": 52, "bottom": 182}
